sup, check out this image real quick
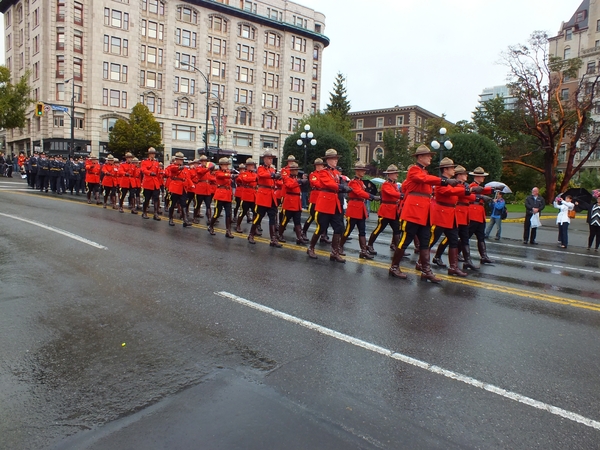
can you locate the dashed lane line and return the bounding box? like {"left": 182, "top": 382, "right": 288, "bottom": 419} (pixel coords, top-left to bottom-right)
{"left": 215, "top": 290, "right": 600, "bottom": 431}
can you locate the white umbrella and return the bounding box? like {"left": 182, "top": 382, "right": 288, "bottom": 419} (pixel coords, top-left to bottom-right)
{"left": 485, "top": 181, "right": 512, "bottom": 194}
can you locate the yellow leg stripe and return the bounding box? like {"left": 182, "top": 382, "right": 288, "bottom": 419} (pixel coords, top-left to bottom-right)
{"left": 372, "top": 217, "right": 384, "bottom": 236}
{"left": 314, "top": 211, "right": 321, "bottom": 235}
{"left": 344, "top": 218, "right": 352, "bottom": 237}
{"left": 397, "top": 220, "right": 408, "bottom": 248}
{"left": 429, "top": 225, "right": 437, "bottom": 247}
{"left": 213, "top": 201, "right": 219, "bottom": 219}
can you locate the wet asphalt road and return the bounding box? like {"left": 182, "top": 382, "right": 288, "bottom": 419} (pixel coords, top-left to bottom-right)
{"left": 1, "top": 182, "right": 600, "bottom": 450}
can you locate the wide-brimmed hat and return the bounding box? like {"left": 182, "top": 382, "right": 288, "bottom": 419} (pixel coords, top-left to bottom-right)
{"left": 438, "top": 157, "right": 456, "bottom": 169}
{"left": 124, "top": 152, "right": 133, "bottom": 158}
{"left": 469, "top": 167, "right": 489, "bottom": 177}
{"left": 198, "top": 155, "right": 208, "bottom": 161}
{"left": 147, "top": 147, "right": 156, "bottom": 154}
{"left": 89, "top": 155, "right": 98, "bottom": 160}
{"left": 238, "top": 164, "right": 246, "bottom": 169}
{"left": 454, "top": 165, "right": 467, "bottom": 175}
{"left": 106, "top": 154, "right": 115, "bottom": 161}
{"left": 245, "top": 158, "right": 256, "bottom": 165}
{"left": 412, "top": 144, "right": 436, "bottom": 157}
{"left": 218, "top": 157, "right": 230, "bottom": 165}
{"left": 174, "top": 152, "right": 185, "bottom": 160}
{"left": 289, "top": 162, "right": 299, "bottom": 169}
{"left": 353, "top": 162, "right": 368, "bottom": 171}
{"left": 132, "top": 157, "right": 140, "bottom": 163}
{"left": 263, "top": 149, "right": 276, "bottom": 158}
{"left": 383, "top": 164, "right": 400, "bottom": 174}
{"left": 323, "top": 149, "right": 339, "bottom": 159}
{"left": 287, "top": 155, "right": 297, "bottom": 161}
{"left": 314, "top": 158, "right": 324, "bottom": 165}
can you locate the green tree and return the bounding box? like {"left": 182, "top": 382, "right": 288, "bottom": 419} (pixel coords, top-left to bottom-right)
{"left": 324, "top": 72, "right": 351, "bottom": 119}
{"left": 440, "top": 133, "right": 503, "bottom": 180}
{"left": 0, "top": 67, "right": 32, "bottom": 130}
{"left": 108, "top": 103, "right": 162, "bottom": 159}
{"left": 577, "top": 169, "right": 600, "bottom": 191}
{"left": 379, "top": 129, "right": 411, "bottom": 173}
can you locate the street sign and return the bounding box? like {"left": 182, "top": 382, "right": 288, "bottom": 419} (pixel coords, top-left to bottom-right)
{"left": 50, "top": 105, "right": 69, "bottom": 112}
{"left": 43, "top": 105, "right": 51, "bottom": 113}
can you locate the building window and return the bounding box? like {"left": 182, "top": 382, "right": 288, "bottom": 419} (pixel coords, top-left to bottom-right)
{"left": 209, "top": 37, "right": 227, "bottom": 55}
{"left": 564, "top": 47, "right": 571, "bottom": 59}
{"left": 74, "top": 112, "right": 85, "bottom": 129}
{"left": 4, "top": 9, "right": 10, "bottom": 27}
{"left": 577, "top": 11, "right": 586, "bottom": 23}
{"left": 291, "top": 57, "right": 306, "bottom": 72}
{"left": 33, "top": 8, "right": 39, "bottom": 28}
{"left": 565, "top": 28, "right": 572, "bottom": 41}
{"left": 210, "top": 83, "right": 224, "bottom": 99}
{"left": 265, "top": 31, "right": 281, "bottom": 48}
{"left": 267, "top": 7, "right": 282, "bottom": 21}
{"left": 172, "top": 124, "right": 196, "bottom": 141}
{"left": 289, "top": 97, "right": 304, "bottom": 113}
{"left": 236, "top": 66, "right": 254, "bottom": 83}
{"left": 102, "top": 118, "right": 118, "bottom": 132}
{"left": 143, "top": 0, "right": 165, "bottom": 15}
{"left": 56, "top": 83, "right": 65, "bottom": 101}
{"left": 242, "top": 1, "right": 257, "bottom": 13}
{"left": 374, "top": 148, "right": 384, "bottom": 161}
{"left": 237, "top": 44, "right": 255, "bottom": 61}
{"left": 235, "top": 109, "right": 251, "bottom": 126}
{"left": 262, "top": 113, "right": 277, "bottom": 130}
{"left": 396, "top": 116, "right": 404, "bottom": 126}
{"left": 588, "top": 62, "right": 596, "bottom": 74}
{"left": 73, "top": 58, "right": 83, "bottom": 80}
{"left": 376, "top": 132, "right": 384, "bottom": 142}
{"left": 74, "top": 2, "right": 83, "bottom": 25}
{"left": 53, "top": 112, "right": 64, "bottom": 127}
{"left": 235, "top": 88, "right": 253, "bottom": 104}
{"left": 33, "top": 62, "right": 39, "bottom": 80}
{"left": 263, "top": 72, "right": 280, "bottom": 88}
{"left": 262, "top": 93, "right": 278, "bottom": 109}
{"left": 238, "top": 23, "right": 256, "bottom": 40}
{"left": 233, "top": 132, "right": 252, "bottom": 147}
{"left": 177, "top": 6, "right": 198, "bottom": 23}
{"left": 291, "top": 36, "right": 307, "bottom": 52}
{"left": 209, "top": 15, "right": 228, "bottom": 33}
{"left": 312, "top": 64, "right": 318, "bottom": 80}
{"left": 561, "top": 88, "right": 569, "bottom": 101}
{"left": 56, "top": 55, "right": 65, "bottom": 78}
{"left": 313, "top": 46, "right": 320, "bottom": 60}
{"left": 376, "top": 117, "right": 384, "bottom": 127}
{"left": 288, "top": 118, "right": 299, "bottom": 131}
{"left": 74, "top": 85, "right": 82, "bottom": 103}
{"left": 208, "top": 60, "right": 226, "bottom": 78}
{"left": 356, "top": 119, "right": 363, "bottom": 129}
{"left": 356, "top": 133, "right": 363, "bottom": 142}
{"left": 264, "top": 52, "right": 280, "bottom": 68}
{"left": 74, "top": 30, "right": 83, "bottom": 53}
{"left": 176, "top": 28, "right": 197, "bottom": 48}
{"left": 175, "top": 53, "right": 196, "bottom": 71}
{"left": 290, "top": 77, "right": 305, "bottom": 92}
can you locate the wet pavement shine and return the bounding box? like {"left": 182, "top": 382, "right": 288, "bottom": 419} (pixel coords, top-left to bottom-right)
{"left": 1, "top": 180, "right": 600, "bottom": 449}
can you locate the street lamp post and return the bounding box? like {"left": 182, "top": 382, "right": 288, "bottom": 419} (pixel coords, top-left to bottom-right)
{"left": 430, "top": 127, "right": 453, "bottom": 175}
{"left": 65, "top": 78, "right": 75, "bottom": 158}
{"left": 179, "top": 62, "right": 209, "bottom": 155}
{"left": 296, "top": 124, "right": 317, "bottom": 173}
{"left": 201, "top": 90, "right": 222, "bottom": 152}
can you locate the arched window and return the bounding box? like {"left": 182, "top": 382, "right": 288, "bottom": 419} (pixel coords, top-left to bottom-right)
{"left": 176, "top": 5, "right": 198, "bottom": 24}
{"left": 235, "top": 107, "right": 252, "bottom": 126}
{"left": 374, "top": 147, "right": 384, "bottom": 161}
{"left": 238, "top": 23, "right": 256, "bottom": 40}
{"left": 209, "top": 15, "right": 228, "bottom": 33}
{"left": 262, "top": 112, "right": 277, "bottom": 130}
{"left": 564, "top": 46, "right": 571, "bottom": 59}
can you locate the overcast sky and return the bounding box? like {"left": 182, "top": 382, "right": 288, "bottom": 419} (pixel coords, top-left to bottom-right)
{"left": 0, "top": 0, "right": 579, "bottom": 122}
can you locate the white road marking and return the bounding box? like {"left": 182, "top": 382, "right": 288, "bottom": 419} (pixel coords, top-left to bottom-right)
{"left": 487, "top": 240, "right": 600, "bottom": 259}
{"left": 215, "top": 290, "right": 600, "bottom": 431}
{"left": 0, "top": 188, "right": 33, "bottom": 191}
{"left": 493, "top": 255, "right": 600, "bottom": 275}
{"left": 0, "top": 213, "right": 107, "bottom": 250}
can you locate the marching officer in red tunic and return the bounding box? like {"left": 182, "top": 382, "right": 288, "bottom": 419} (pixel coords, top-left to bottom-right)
{"left": 248, "top": 149, "right": 282, "bottom": 246}
{"left": 235, "top": 159, "right": 258, "bottom": 233}
{"left": 85, "top": 155, "right": 101, "bottom": 205}
{"left": 389, "top": 145, "right": 459, "bottom": 282}
{"left": 118, "top": 152, "right": 136, "bottom": 213}
{"left": 193, "top": 155, "right": 215, "bottom": 223}
{"left": 140, "top": 147, "right": 162, "bottom": 221}
{"left": 233, "top": 163, "right": 246, "bottom": 219}
{"left": 340, "top": 162, "right": 380, "bottom": 259}
{"left": 366, "top": 164, "right": 402, "bottom": 256}
{"left": 468, "top": 167, "right": 495, "bottom": 264}
{"left": 278, "top": 162, "right": 309, "bottom": 244}
{"left": 306, "top": 149, "right": 350, "bottom": 262}
{"left": 301, "top": 158, "right": 325, "bottom": 240}
{"left": 208, "top": 157, "right": 236, "bottom": 238}
{"left": 101, "top": 155, "right": 120, "bottom": 209}
{"left": 164, "top": 152, "right": 194, "bottom": 227}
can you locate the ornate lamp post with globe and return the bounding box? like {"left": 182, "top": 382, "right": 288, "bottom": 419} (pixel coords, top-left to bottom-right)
{"left": 430, "top": 127, "right": 453, "bottom": 175}
{"left": 297, "top": 124, "right": 317, "bottom": 173}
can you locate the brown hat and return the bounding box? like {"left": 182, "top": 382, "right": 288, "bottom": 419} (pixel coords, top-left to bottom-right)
{"left": 412, "top": 144, "right": 436, "bottom": 157}
{"left": 175, "top": 152, "right": 185, "bottom": 160}
{"left": 106, "top": 154, "right": 115, "bottom": 161}
{"left": 323, "top": 149, "right": 339, "bottom": 159}
{"left": 314, "top": 158, "right": 324, "bottom": 165}
{"left": 238, "top": 164, "right": 246, "bottom": 169}
{"left": 147, "top": 147, "right": 156, "bottom": 154}
{"left": 125, "top": 152, "right": 133, "bottom": 158}
{"left": 263, "top": 149, "right": 276, "bottom": 158}
{"left": 454, "top": 165, "right": 467, "bottom": 175}
{"left": 438, "top": 157, "right": 456, "bottom": 169}
{"left": 218, "top": 157, "right": 230, "bottom": 165}
{"left": 199, "top": 155, "right": 208, "bottom": 161}
{"left": 245, "top": 158, "right": 256, "bottom": 165}
{"left": 289, "top": 162, "right": 299, "bottom": 169}
{"left": 287, "top": 155, "right": 297, "bottom": 161}
{"left": 352, "top": 162, "right": 368, "bottom": 170}
{"left": 190, "top": 159, "right": 200, "bottom": 164}
{"left": 469, "top": 167, "right": 489, "bottom": 177}
{"left": 132, "top": 157, "right": 140, "bottom": 163}
{"left": 383, "top": 164, "right": 400, "bottom": 174}
{"left": 90, "top": 155, "right": 99, "bottom": 160}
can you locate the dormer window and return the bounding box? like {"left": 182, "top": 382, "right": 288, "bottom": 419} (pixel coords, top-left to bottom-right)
{"left": 577, "top": 11, "right": 586, "bottom": 22}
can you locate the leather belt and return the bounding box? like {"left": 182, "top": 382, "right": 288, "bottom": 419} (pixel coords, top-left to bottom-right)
{"left": 435, "top": 201, "right": 456, "bottom": 208}
{"left": 348, "top": 198, "right": 365, "bottom": 202}
{"left": 381, "top": 200, "right": 399, "bottom": 205}
{"left": 321, "top": 188, "right": 338, "bottom": 193}
{"left": 171, "top": 177, "right": 184, "bottom": 181}
{"left": 457, "top": 202, "right": 469, "bottom": 206}
{"left": 217, "top": 185, "right": 231, "bottom": 190}
{"left": 257, "top": 184, "right": 275, "bottom": 189}
{"left": 407, "top": 192, "right": 430, "bottom": 198}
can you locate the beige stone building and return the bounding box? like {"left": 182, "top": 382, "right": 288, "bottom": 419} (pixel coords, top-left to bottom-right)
{"left": 548, "top": 0, "right": 600, "bottom": 174}
{"left": 0, "top": 0, "right": 328, "bottom": 164}
{"left": 349, "top": 106, "right": 441, "bottom": 164}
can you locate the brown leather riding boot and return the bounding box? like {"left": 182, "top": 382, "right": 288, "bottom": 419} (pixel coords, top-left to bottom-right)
{"left": 235, "top": 215, "right": 244, "bottom": 233}
{"left": 359, "top": 236, "right": 374, "bottom": 260}
{"left": 338, "top": 235, "right": 347, "bottom": 256}
{"left": 432, "top": 244, "right": 447, "bottom": 268}
{"left": 320, "top": 234, "right": 331, "bottom": 244}
{"left": 295, "top": 225, "right": 308, "bottom": 245}
{"left": 225, "top": 217, "right": 233, "bottom": 237}
{"left": 168, "top": 210, "right": 175, "bottom": 226}
{"left": 389, "top": 247, "right": 407, "bottom": 279}
{"left": 366, "top": 233, "right": 378, "bottom": 255}
{"left": 329, "top": 234, "right": 346, "bottom": 263}
{"left": 413, "top": 235, "right": 421, "bottom": 254}
{"left": 208, "top": 216, "right": 216, "bottom": 235}
{"left": 462, "top": 243, "right": 479, "bottom": 270}
{"left": 269, "top": 225, "right": 282, "bottom": 247}
{"left": 419, "top": 249, "right": 442, "bottom": 283}
{"left": 307, "top": 233, "right": 319, "bottom": 259}
{"left": 448, "top": 247, "right": 468, "bottom": 277}
{"left": 248, "top": 223, "right": 257, "bottom": 244}
{"left": 478, "top": 240, "right": 494, "bottom": 264}
{"left": 153, "top": 203, "right": 161, "bottom": 221}
{"left": 277, "top": 224, "right": 287, "bottom": 243}
{"left": 142, "top": 203, "right": 149, "bottom": 219}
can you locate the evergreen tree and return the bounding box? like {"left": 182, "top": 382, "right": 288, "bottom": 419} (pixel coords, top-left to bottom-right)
{"left": 324, "top": 72, "right": 351, "bottom": 118}
{"left": 378, "top": 130, "right": 411, "bottom": 176}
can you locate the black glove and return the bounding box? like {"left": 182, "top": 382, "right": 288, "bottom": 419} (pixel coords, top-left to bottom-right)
{"left": 338, "top": 184, "right": 351, "bottom": 194}
{"left": 471, "top": 185, "right": 484, "bottom": 194}
{"left": 271, "top": 172, "right": 282, "bottom": 180}
{"left": 371, "top": 195, "right": 381, "bottom": 201}
{"left": 441, "top": 178, "right": 459, "bottom": 187}
{"left": 477, "top": 195, "right": 492, "bottom": 202}
{"left": 150, "top": 172, "right": 156, "bottom": 176}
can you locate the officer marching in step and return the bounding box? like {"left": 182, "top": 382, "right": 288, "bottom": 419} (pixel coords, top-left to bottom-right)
{"left": 192, "top": 155, "right": 216, "bottom": 224}
{"left": 301, "top": 158, "right": 325, "bottom": 240}
{"left": 101, "top": 155, "right": 120, "bottom": 209}
{"left": 66, "top": 156, "right": 81, "bottom": 195}
{"left": 118, "top": 152, "right": 137, "bottom": 213}
{"left": 340, "top": 162, "right": 380, "bottom": 259}
{"left": 164, "top": 152, "right": 194, "bottom": 227}
{"left": 467, "top": 167, "right": 495, "bottom": 265}
{"left": 27, "top": 152, "right": 38, "bottom": 188}
{"left": 48, "top": 155, "right": 61, "bottom": 194}
{"left": 278, "top": 161, "right": 310, "bottom": 245}
{"left": 235, "top": 158, "right": 258, "bottom": 233}
{"left": 389, "top": 145, "right": 460, "bottom": 282}
{"left": 85, "top": 155, "right": 101, "bottom": 204}
{"left": 208, "top": 157, "right": 236, "bottom": 238}
{"left": 365, "top": 164, "right": 402, "bottom": 257}
{"left": 233, "top": 163, "right": 246, "bottom": 220}
{"left": 276, "top": 154, "right": 296, "bottom": 236}
{"left": 140, "top": 147, "right": 162, "bottom": 221}
{"left": 428, "top": 158, "right": 484, "bottom": 277}
{"left": 248, "top": 149, "right": 282, "bottom": 246}
{"left": 37, "top": 152, "right": 50, "bottom": 192}
{"left": 306, "top": 148, "right": 350, "bottom": 262}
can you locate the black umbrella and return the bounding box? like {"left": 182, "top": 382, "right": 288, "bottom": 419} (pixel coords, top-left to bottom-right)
{"left": 363, "top": 180, "right": 379, "bottom": 195}
{"left": 561, "top": 187, "right": 592, "bottom": 212}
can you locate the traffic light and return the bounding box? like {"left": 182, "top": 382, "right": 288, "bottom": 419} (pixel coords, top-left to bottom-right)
{"left": 35, "top": 102, "right": 44, "bottom": 116}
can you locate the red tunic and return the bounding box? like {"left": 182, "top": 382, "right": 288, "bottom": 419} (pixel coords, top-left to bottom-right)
{"left": 164, "top": 165, "right": 193, "bottom": 195}
{"left": 101, "top": 163, "right": 120, "bottom": 187}
{"left": 399, "top": 164, "right": 442, "bottom": 226}
{"left": 141, "top": 159, "right": 161, "bottom": 190}
{"left": 468, "top": 182, "right": 493, "bottom": 223}
{"left": 255, "top": 165, "right": 277, "bottom": 207}
{"left": 282, "top": 176, "right": 302, "bottom": 211}
{"left": 308, "top": 170, "right": 322, "bottom": 204}
{"left": 213, "top": 170, "right": 234, "bottom": 202}
{"left": 346, "top": 178, "right": 371, "bottom": 220}
{"left": 85, "top": 161, "right": 101, "bottom": 184}
{"left": 431, "top": 183, "right": 469, "bottom": 229}
{"left": 235, "top": 171, "right": 246, "bottom": 199}
{"left": 238, "top": 171, "right": 258, "bottom": 202}
{"left": 377, "top": 180, "right": 401, "bottom": 220}
{"left": 119, "top": 162, "right": 136, "bottom": 189}
{"left": 315, "top": 167, "right": 342, "bottom": 215}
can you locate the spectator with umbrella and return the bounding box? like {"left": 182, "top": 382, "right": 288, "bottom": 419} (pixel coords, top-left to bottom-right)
{"left": 553, "top": 194, "right": 575, "bottom": 249}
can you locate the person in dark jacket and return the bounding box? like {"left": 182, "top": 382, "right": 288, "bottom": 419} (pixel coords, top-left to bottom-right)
{"left": 576, "top": 190, "right": 600, "bottom": 250}
{"left": 523, "top": 187, "right": 545, "bottom": 244}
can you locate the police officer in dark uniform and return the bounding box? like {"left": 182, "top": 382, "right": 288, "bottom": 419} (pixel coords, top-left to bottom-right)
{"left": 67, "top": 156, "right": 81, "bottom": 195}
{"left": 37, "top": 153, "right": 50, "bottom": 192}
{"left": 48, "top": 155, "right": 61, "bottom": 193}
{"left": 28, "top": 152, "right": 38, "bottom": 188}
{"left": 77, "top": 157, "right": 86, "bottom": 194}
